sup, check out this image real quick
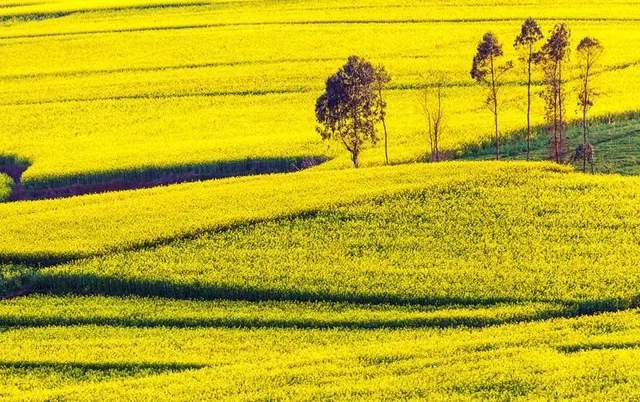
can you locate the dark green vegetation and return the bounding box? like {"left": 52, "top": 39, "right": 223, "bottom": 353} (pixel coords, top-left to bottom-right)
{"left": 465, "top": 112, "right": 640, "bottom": 174}
{"left": 1, "top": 156, "right": 326, "bottom": 201}
{"left": 0, "top": 174, "right": 11, "bottom": 201}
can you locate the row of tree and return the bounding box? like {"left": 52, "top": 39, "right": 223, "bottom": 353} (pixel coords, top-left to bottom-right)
{"left": 315, "top": 18, "right": 604, "bottom": 172}
{"left": 472, "top": 18, "right": 603, "bottom": 172}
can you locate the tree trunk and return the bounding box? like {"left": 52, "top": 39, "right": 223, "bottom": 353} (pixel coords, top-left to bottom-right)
{"left": 582, "top": 61, "right": 590, "bottom": 173}
{"left": 351, "top": 109, "right": 360, "bottom": 168}
{"left": 428, "top": 113, "right": 433, "bottom": 161}
{"left": 490, "top": 55, "right": 500, "bottom": 160}
{"left": 352, "top": 137, "right": 360, "bottom": 168}
{"left": 558, "top": 60, "right": 565, "bottom": 163}
{"left": 526, "top": 45, "right": 532, "bottom": 161}
{"left": 552, "top": 69, "right": 559, "bottom": 164}
{"left": 379, "top": 88, "right": 389, "bottom": 165}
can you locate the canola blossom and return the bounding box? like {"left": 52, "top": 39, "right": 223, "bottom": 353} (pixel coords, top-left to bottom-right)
{"left": 2, "top": 1, "right": 640, "bottom": 400}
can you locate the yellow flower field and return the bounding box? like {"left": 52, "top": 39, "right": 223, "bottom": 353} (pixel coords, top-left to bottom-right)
{"left": 1, "top": 0, "right": 640, "bottom": 184}
{"left": 3, "top": 1, "right": 640, "bottom": 400}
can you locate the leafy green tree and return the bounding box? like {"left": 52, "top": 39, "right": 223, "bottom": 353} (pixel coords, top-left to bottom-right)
{"left": 471, "top": 32, "right": 512, "bottom": 160}
{"left": 576, "top": 37, "right": 603, "bottom": 172}
{"left": 514, "top": 18, "right": 544, "bottom": 160}
{"left": 315, "top": 56, "right": 389, "bottom": 168}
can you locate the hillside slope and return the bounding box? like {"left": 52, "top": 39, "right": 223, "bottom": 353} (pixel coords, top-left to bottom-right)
{"left": 3, "top": 162, "right": 640, "bottom": 399}
{"left": 2, "top": 0, "right": 640, "bottom": 194}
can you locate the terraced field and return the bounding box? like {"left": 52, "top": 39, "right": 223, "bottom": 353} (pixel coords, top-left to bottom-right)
{"left": 3, "top": 0, "right": 640, "bottom": 400}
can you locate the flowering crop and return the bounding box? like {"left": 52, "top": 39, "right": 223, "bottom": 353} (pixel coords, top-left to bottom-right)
{"left": 0, "top": 162, "right": 567, "bottom": 260}
{"left": 1, "top": 0, "right": 640, "bottom": 186}
{"left": 2, "top": 303, "right": 640, "bottom": 400}
{"left": 2, "top": 1, "right": 640, "bottom": 400}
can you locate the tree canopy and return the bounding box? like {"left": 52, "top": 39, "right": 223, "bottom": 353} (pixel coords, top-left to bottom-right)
{"left": 315, "top": 56, "right": 389, "bottom": 168}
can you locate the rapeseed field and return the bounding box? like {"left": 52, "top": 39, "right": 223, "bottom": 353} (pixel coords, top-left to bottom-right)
{"left": 3, "top": 1, "right": 640, "bottom": 400}
{"left": 2, "top": 0, "right": 640, "bottom": 188}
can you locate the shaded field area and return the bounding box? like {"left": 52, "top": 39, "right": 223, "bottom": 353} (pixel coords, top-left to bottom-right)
{"left": 0, "top": 155, "right": 325, "bottom": 201}
{"left": 466, "top": 111, "right": 640, "bottom": 174}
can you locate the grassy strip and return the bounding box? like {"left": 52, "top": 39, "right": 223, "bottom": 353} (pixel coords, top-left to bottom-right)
{"left": 464, "top": 111, "right": 640, "bottom": 174}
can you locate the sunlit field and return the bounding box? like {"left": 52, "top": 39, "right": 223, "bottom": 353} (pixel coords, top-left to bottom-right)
{"left": 1, "top": 0, "right": 640, "bottom": 190}
{"left": 4, "top": 162, "right": 640, "bottom": 398}
{"left": 3, "top": 1, "right": 640, "bottom": 400}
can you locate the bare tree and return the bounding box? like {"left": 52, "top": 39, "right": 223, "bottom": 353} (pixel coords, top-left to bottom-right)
{"left": 514, "top": 18, "right": 544, "bottom": 160}
{"left": 471, "top": 32, "right": 513, "bottom": 160}
{"left": 418, "top": 74, "right": 446, "bottom": 162}
{"left": 576, "top": 37, "right": 604, "bottom": 173}
{"left": 315, "top": 56, "right": 389, "bottom": 168}
{"left": 535, "top": 24, "right": 571, "bottom": 164}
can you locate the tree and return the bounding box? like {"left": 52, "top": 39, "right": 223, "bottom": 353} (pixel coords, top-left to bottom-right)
{"left": 418, "top": 74, "right": 446, "bottom": 162}
{"left": 535, "top": 24, "right": 571, "bottom": 164}
{"left": 471, "top": 32, "right": 512, "bottom": 160}
{"left": 315, "top": 56, "right": 389, "bottom": 168}
{"left": 576, "top": 37, "right": 603, "bottom": 173}
{"left": 514, "top": 18, "right": 543, "bottom": 161}
{"left": 373, "top": 66, "right": 391, "bottom": 165}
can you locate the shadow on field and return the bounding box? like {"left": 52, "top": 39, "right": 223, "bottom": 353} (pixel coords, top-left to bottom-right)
{"left": 0, "top": 361, "right": 205, "bottom": 374}
{"left": 32, "top": 272, "right": 522, "bottom": 307}
{"left": 0, "top": 253, "right": 75, "bottom": 267}
{"left": 0, "top": 306, "right": 576, "bottom": 330}
{"left": 5, "top": 155, "right": 327, "bottom": 201}
{"left": 556, "top": 341, "right": 640, "bottom": 354}
{"left": 19, "top": 272, "right": 633, "bottom": 314}
{"left": 4, "top": 268, "right": 635, "bottom": 329}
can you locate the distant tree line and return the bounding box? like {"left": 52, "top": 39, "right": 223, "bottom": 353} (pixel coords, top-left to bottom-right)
{"left": 315, "top": 19, "right": 604, "bottom": 172}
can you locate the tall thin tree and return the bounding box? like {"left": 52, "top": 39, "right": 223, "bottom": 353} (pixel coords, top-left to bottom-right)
{"left": 535, "top": 24, "right": 570, "bottom": 164}
{"left": 374, "top": 66, "right": 391, "bottom": 165}
{"left": 471, "top": 32, "right": 512, "bottom": 160}
{"left": 514, "top": 18, "right": 543, "bottom": 160}
{"left": 576, "top": 37, "right": 603, "bottom": 173}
